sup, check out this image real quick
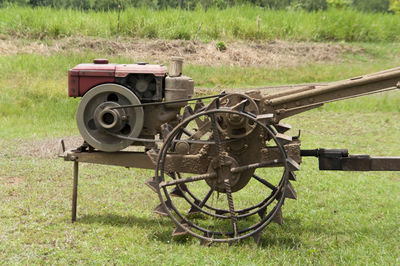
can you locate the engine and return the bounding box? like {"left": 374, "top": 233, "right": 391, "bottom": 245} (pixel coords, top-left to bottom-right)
{"left": 68, "top": 57, "right": 194, "bottom": 152}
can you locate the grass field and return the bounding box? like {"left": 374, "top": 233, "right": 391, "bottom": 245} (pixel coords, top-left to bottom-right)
{"left": 1, "top": 6, "right": 400, "bottom": 42}
{"left": 1, "top": 6, "right": 400, "bottom": 264}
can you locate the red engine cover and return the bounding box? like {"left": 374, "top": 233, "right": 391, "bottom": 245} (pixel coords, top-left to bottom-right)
{"left": 68, "top": 59, "right": 167, "bottom": 97}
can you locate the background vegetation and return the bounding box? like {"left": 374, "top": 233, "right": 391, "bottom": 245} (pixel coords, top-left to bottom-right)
{"left": 0, "top": 0, "right": 399, "bottom": 13}
{"left": 1, "top": 6, "right": 400, "bottom": 42}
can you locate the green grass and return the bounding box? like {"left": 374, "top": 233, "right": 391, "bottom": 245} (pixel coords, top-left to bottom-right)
{"left": 1, "top": 26, "right": 400, "bottom": 263}
{"left": 1, "top": 6, "right": 400, "bottom": 42}
{"left": 1, "top": 41, "right": 400, "bottom": 138}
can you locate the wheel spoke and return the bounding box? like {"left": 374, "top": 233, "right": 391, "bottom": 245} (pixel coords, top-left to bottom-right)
{"left": 252, "top": 174, "right": 277, "bottom": 191}
{"left": 159, "top": 172, "right": 217, "bottom": 187}
{"left": 230, "top": 160, "right": 281, "bottom": 174}
{"left": 187, "top": 189, "right": 214, "bottom": 215}
{"left": 224, "top": 179, "right": 238, "bottom": 237}
{"left": 210, "top": 113, "right": 223, "bottom": 160}
{"left": 199, "top": 189, "right": 214, "bottom": 208}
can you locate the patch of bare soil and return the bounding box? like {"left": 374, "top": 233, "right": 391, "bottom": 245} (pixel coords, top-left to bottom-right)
{"left": 1, "top": 176, "right": 24, "bottom": 186}
{"left": 0, "top": 37, "right": 362, "bottom": 68}
{"left": 15, "top": 136, "right": 83, "bottom": 159}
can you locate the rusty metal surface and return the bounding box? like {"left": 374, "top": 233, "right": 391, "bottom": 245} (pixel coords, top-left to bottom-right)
{"left": 72, "top": 161, "right": 79, "bottom": 222}
{"left": 262, "top": 141, "right": 302, "bottom": 164}
{"left": 63, "top": 141, "right": 302, "bottom": 175}
{"left": 259, "top": 67, "right": 400, "bottom": 121}
{"left": 64, "top": 150, "right": 155, "bottom": 169}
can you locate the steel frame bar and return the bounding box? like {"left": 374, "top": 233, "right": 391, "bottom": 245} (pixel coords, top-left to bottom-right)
{"left": 320, "top": 156, "right": 400, "bottom": 171}
{"left": 72, "top": 161, "right": 78, "bottom": 222}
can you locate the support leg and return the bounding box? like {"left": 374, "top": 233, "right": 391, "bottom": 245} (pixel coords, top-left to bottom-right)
{"left": 72, "top": 161, "right": 79, "bottom": 222}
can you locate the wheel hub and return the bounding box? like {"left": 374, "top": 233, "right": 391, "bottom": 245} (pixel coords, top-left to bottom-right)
{"left": 94, "top": 102, "right": 127, "bottom": 131}
{"left": 206, "top": 155, "right": 240, "bottom": 192}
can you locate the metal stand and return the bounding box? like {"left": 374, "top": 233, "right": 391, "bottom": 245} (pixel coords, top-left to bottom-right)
{"left": 72, "top": 161, "right": 79, "bottom": 222}
{"left": 60, "top": 142, "right": 156, "bottom": 223}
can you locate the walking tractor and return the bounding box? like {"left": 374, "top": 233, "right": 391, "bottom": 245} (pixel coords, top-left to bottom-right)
{"left": 60, "top": 57, "right": 400, "bottom": 244}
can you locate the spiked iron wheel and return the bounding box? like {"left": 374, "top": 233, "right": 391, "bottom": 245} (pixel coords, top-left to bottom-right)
{"left": 154, "top": 109, "right": 297, "bottom": 243}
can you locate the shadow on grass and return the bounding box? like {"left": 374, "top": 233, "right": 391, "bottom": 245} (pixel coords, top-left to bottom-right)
{"left": 77, "top": 213, "right": 191, "bottom": 244}
{"left": 75, "top": 213, "right": 366, "bottom": 248}
{"left": 257, "top": 217, "right": 303, "bottom": 248}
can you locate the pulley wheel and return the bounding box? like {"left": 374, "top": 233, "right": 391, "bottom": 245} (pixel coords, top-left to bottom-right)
{"left": 76, "top": 83, "right": 144, "bottom": 152}
{"left": 216, "top": 93, "right": 259, "bottom": 138}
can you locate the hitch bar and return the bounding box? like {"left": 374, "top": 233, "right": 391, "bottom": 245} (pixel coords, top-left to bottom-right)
{"left": 301, "top": 149, "right": 400, "bottom": 171}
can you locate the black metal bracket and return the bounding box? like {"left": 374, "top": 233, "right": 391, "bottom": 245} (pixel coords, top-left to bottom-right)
{"left": 301, "top": 148, "right": 400, "bottom": 171}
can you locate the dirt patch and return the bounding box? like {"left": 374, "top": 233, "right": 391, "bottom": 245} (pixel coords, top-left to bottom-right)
{"left": 0, "top": 37, "right": 362, "bottom": 68}
{"left": 1, "top": 176, "right": 25, "bottom": 190}
{"left": 1, "top": 176, "right": 24, "bottom": 185}
{"left": 15, "top": 136, "right": 83, "bottom": 159}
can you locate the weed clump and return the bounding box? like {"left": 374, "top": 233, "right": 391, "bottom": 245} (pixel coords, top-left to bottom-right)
{"left": 216, "top": 41, "right": 227, "bottom": 51}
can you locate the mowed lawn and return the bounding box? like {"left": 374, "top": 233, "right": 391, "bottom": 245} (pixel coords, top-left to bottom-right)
{"left": 1, "top": 40, "right": 400, "bottom": 264}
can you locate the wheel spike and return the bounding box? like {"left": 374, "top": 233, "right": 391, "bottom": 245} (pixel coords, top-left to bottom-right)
{"left": 160, "top": 123, "right": 174, "bottom": 139}
{"left": 257, "top": 207, "right": 267, "bottom": 219}
{"left": 187, "top": 199, "right": 201, "bottom": 215}
{"left": 153, "top": 201, "right": 171, "bottom": 216}
{"left": 275, "top": 123, "right": 292, "bottom": 134}
{"left": 276, "top": 133, "right": 293, "bottom": 145}
{"left": 272, "top": 208, "right": 283, "bottom": 226}
{"left": 289, "top": 171, "right": 297, "bottom": 181}
{"left": 200, "top": 233, "right": 213, "bottom": 246}
{"left": 285, "top": 181, "right": 297, "bottom": 200}
{"left": 144, "top": 177, "right": 158, "bottom": 193}
{"left": 194, "top": 100, "right": 205, "bottom": 113}
{"left": 287, "top": 157, "right": 300, "bottom": 171}
{"left": 200, "top": 239, "right": 213, "bottom": 247}
{"left": 187, "top": 205, "right": 200, "bottom": 216}
{"left": 179, "top": 183, "right": 189, "bottom": 192}
{"left": 182, "top": 105, "right": 194, "bottom": 120}
{"left": 252, "top": 231, "right": 262, "bottom": 245}
{"left": 169, "top": 186, "right": 185, "bottom": 198}
{"left": 171, "top": 222, "right": 190, "bottom": 237}
{"left": 166, "top": 172, "right": 176, "bottom": 179}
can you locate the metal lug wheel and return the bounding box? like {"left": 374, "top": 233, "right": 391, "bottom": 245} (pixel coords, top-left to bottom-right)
{"left": 155, "top": 108, "right": 297, "bottom": 244}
